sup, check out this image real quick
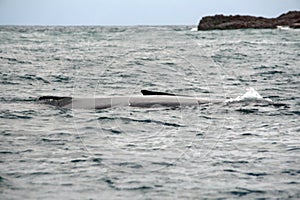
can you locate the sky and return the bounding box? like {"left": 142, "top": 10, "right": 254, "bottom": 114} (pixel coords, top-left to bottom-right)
{"left": 0, "top": 0, "right": 299, "bottom": 25}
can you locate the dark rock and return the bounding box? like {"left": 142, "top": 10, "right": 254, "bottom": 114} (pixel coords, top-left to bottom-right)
{"left": 198, "top": 11, "right": 300, "bottom": 30}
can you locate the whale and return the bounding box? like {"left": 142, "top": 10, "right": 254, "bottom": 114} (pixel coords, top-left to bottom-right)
{"left": 38, "top": 90, "right": 213, "bottom": 109}
{"left": 38, "top": 89, "right": 286, "bottom": 109}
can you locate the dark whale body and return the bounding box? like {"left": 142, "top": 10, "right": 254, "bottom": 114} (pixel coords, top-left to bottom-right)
{"left": 39, "top": 89, "right": 286, "bottom": 109}
{"left": 38, "top": 90, "right": 211, "bottom": 109}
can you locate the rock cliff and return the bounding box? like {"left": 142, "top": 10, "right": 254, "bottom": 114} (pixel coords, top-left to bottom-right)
{"left": 198, "top": 11, "right": 300, "bottom": 30}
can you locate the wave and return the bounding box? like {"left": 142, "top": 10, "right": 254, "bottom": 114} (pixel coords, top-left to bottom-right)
{"left": 225, "top": 87, "right": 272, "bottom": 104}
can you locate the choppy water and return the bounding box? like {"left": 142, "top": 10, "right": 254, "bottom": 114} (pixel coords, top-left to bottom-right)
{"left": 1, "top": 26, "right": 300, "bottom": 199}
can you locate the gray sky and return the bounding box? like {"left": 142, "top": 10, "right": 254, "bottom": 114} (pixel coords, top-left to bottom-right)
{"left": 0, "top": 0, "right": 299, "bottom": 25}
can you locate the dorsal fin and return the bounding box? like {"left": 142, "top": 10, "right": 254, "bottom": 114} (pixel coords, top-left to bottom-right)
{"left": 141, "top": 90, "right": 176, "bottom": 96}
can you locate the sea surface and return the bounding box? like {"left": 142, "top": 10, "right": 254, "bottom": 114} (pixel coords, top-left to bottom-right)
{"left": 0, "top": 26, "right": 299, "bottom": 199}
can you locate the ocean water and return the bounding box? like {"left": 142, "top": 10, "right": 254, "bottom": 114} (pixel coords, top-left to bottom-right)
{"left": 0, "top": 26, "right": 299, "bottom": 199}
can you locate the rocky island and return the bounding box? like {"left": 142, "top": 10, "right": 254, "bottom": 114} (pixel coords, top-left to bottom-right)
{"left": 198, "top": 11, "right": 300, "bottom": 30}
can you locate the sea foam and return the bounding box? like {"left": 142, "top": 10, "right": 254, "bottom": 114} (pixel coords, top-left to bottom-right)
{"left": 225, "top": 87, "right": 273, "bottom": 103}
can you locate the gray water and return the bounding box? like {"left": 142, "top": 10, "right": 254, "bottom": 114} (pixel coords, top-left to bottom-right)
{"left": 0, "top": 26, "right": 299, "bottom": 199}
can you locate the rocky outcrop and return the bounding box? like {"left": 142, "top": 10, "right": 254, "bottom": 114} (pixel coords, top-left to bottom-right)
{"left": 198, "top": 11, "right": 300, "bottom": 30}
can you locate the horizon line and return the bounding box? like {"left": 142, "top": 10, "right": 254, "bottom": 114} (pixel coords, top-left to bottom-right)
{"left": 0, "top": 24, "right": 197, "bottom": 27}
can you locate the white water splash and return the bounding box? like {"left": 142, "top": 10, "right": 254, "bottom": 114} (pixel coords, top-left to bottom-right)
{"left": 225, "top": 87, "right": 272, "bottom": 103}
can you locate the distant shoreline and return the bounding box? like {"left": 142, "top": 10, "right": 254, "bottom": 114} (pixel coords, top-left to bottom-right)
{"left": 197, "top": 11, "right": 300, "bottom": 30}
